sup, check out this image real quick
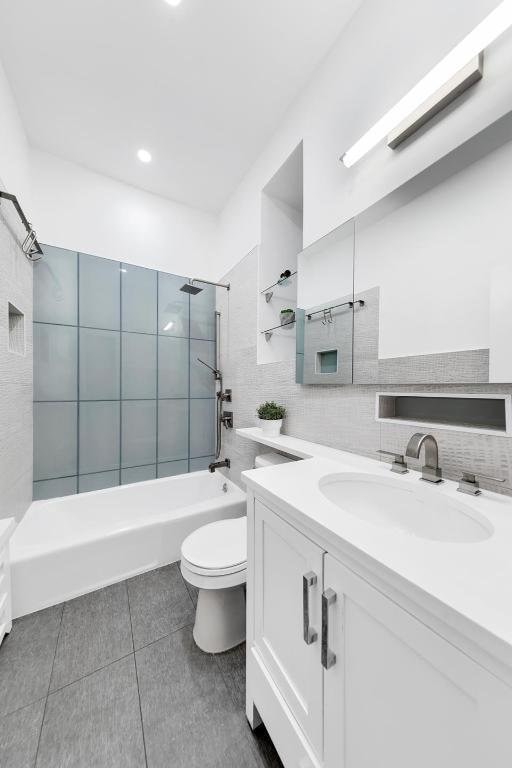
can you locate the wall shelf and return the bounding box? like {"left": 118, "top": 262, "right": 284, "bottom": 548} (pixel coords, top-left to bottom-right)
{"left": 261, "top": 319, "right": 296, "bottom": 341}
{"left": 261, "top": 271, "right": 297, "bottom": 302}
{"left": 376, "top": 392, "right": 512, "bottom": 436}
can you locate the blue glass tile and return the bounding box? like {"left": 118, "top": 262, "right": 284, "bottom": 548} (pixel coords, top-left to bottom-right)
{"left": 190, "top": 339, "right": 216, "bottom": 398}
{"left": 189, "top": 456, "right": 215, "bottom": 472}
{"left": 121, "top": 401, "right": 157, "bottom": 469}
{"left": 158, "top": 336, "right": 189, "bottom": 399}
{"left": 121, "top": 465, "right": 156, "bottom": 485}
{"left": 121, "top": 264, "right": 157, "bottom": 333}
{"left": 122, "top": 333, "right": 157, "bottom": 399}
{"left": 78, "top": 471, "right": 119, "bottom": 493}
{"left": 79, "top": 253, "right": 120, "bottom": 330}
{"left": 79, "top": 401, "right": 120, "bottom": 475}
{"left": 34, "top": 323, "right": 77, "bottom": 401}
{"left": 79, "top": 328, "right": 120, "bottom": 400}
{"left": 158, "top": 272, "right": 189, "bottom": 337}
{"left": 33, "top": 477, "right": 77, "bottom": 501}
{"left": 157, "top": 399, "right": 189, "bottom": 462}
{"left": 189, "top": 283, "right": 216, "bottom": 340}
{"left": 190, "top": 399, "right": 216, "bottom": 458}
{"left": 34, "top": 402, "right": 77, "bottom": 481}
{"left": 34, "top": 245, "right": 78, "bottom": 325}
{"left": 157, "top": 460, "right": 189, "bottom": 478}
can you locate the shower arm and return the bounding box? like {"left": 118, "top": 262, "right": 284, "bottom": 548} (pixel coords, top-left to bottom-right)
{"left": 190, "top": 278, "right": 230, "bottom": 291}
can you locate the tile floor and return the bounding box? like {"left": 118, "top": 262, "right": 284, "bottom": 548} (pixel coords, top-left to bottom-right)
{"left": 0, "top": 563, "right": 283, "bottom": 768}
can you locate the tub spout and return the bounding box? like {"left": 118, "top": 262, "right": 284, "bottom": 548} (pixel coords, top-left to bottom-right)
{"left": 209, "top": 459, "right": 231, "bottom": 473}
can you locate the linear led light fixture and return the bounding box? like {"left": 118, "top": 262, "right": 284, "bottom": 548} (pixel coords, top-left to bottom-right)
{"left": 341, "top": 0, "right": 512, "bottom": 167}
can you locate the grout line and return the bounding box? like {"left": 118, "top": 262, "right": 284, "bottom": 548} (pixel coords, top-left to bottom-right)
{"left": 125, "top": 581, "right": 149, "bottom": 768}
{"left": 33, "top": 601, "right": 65, "bottom": 765}
{"left": 0, "top": 695, "right": 47, "bottom": 722}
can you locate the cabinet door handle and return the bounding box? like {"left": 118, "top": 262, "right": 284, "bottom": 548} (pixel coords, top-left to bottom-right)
{"left": 302, "top": 572, "right": 318, "bottom": 645}
{"left": 322, "top": 588, "right": 337, "bottom": 669}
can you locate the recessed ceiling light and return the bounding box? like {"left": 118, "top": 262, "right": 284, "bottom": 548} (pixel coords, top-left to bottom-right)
{"left": 137, "top": 149, "right": 152, "bottom": 163}
{"left": 165, "top": 0, "right": 182, "bottom": 6}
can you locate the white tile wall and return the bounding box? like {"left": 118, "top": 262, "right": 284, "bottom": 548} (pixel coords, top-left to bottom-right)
{"left": 0, "top": 207, "right": 33, "bottom": 520}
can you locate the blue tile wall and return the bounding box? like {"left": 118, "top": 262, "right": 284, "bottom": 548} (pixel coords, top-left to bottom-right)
{"left": 33, "top": 246, "right": 217, "bottom": 498}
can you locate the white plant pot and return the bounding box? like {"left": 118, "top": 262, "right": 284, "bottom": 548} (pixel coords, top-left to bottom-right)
{"left": 260, "top": 419, "right": 282, "bottom": 436}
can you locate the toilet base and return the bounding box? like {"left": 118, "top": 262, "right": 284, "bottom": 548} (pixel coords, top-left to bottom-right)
{"left": 193, "top": 585, "right": 246, "bottom": 654}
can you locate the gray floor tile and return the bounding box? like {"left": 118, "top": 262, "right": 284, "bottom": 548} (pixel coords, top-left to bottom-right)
{"left": 136, "top": 626, "right": 263, "bottom": 768}
{"left": 50, "top": 582, "right": 133, "bottom": 691}
{"left": 37, "top": 655, "right": 145, "bottom": 768}
{"left": 0, "top": 699, "right": 45, "bottom": 768}
{"left": 183, "top": 577, "right": 199, "bottom": 608}
{"left": 215, "top": 644, "right": 284, "bottom": 768}
{"left": 127, "top": 563, "right": 195, "bottom": 649}
{"left": 0, "top": 605, "right": 63, "bottom": 718}
{"left": 215, "top": 642, "right": 246, "bottom": 709}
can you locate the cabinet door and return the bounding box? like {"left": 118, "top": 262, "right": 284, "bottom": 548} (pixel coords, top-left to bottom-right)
{"left": 254, "top": 500, "right": 324, "bottom": 757}
{"left": 323, "top": 554, "right": 512, "bottom": 768}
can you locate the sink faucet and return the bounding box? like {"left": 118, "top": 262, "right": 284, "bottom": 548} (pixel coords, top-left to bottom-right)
{"left": 405, "top": 433, "right": 443, "bottom": 483}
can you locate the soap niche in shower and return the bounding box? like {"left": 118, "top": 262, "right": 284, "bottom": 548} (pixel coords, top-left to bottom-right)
{"left": 8, "top": 302, "right": 25, "bottom": 355}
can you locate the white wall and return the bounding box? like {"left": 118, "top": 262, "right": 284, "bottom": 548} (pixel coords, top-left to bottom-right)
{"left": 30, "top": 149, "right": 219, "bottom": 277}
{"left": 0, "top": 58, "right": 30, "bottom": 207}
{"left": 218, "top": 0, "right": 512, "bottom": 278}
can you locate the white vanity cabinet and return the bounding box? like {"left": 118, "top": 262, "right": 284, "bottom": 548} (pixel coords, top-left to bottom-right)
{"left": 246, "top": 495, "right": 512, "bottom": 768}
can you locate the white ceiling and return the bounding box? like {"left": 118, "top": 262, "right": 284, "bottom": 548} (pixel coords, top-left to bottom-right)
{"left": 0, "top": 0, "right": 360, "bottom": 213}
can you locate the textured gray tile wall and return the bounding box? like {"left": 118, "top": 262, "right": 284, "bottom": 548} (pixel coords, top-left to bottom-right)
{"left": 0, "top": 207, "right": 33, "bottom": 520}
{"left": 217, "top": 248, "right": 512, "bottom": 496}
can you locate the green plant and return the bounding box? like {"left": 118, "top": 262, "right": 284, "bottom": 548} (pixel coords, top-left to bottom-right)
{"left": 280, "top": 308, "right": 294, "bottom": 314}
{"left": 257, "top": 401, "right": 286, "bottom": 421}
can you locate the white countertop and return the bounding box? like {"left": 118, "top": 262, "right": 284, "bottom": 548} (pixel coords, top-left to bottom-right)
{"left": 238, "top": 427, "right": 512, "bottom": 673}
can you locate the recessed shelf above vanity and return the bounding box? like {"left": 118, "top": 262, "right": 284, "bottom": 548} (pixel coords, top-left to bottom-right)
{"left": 376, "top": 392, "right": 512, "bottom": 436}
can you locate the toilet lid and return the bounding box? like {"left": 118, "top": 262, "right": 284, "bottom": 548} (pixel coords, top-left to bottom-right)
{"left": 181, "top": 517, "right": 247, "bottom": 571}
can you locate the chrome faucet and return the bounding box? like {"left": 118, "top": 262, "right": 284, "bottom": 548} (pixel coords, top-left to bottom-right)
{"left": 405, "top": 433, "right": 443, "bottom": 483}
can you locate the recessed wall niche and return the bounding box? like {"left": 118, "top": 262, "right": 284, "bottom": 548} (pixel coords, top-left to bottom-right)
{"left": 8, "top": 302, "right": 25, "bottom": 355}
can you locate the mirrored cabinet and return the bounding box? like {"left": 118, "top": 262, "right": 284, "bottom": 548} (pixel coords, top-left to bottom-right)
{"left": 296, "top": 110, "right": 512, "bottom": 386}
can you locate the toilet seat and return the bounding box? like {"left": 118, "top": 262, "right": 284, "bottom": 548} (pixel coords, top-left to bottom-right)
{"left": 180, "top": 516, "right": 247, "bottom": 590}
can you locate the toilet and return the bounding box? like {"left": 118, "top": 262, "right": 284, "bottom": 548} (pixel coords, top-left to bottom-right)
{"left": 180, "top": 516, "right": 247, "bottom": 654}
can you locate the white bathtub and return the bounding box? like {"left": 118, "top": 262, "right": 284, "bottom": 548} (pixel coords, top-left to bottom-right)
{"left": 10, "top": 471, "right": 246, "bottom": 618}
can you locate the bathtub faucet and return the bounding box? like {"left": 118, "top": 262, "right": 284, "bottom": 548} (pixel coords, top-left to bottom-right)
{"left": 209, "top": 458, "right": 231, "bottom": 473}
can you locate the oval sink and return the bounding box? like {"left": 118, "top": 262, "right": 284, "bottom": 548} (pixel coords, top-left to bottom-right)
{"left": 319, "top": 473, "right": 493, "bottom": 543}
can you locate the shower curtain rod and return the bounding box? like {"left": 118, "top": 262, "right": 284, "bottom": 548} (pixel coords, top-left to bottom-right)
{"left": 0, "top": 190, "right": 43, "bottom": 260}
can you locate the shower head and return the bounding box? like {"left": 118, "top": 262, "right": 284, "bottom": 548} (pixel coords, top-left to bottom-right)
{"left": 180, "top": 278, "right": 230, "bottom": 294}
{"left": 180, "top": 282, "right": 203, "bottom": 295}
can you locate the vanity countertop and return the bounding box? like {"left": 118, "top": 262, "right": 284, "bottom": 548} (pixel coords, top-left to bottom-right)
{"left": 238, "top": 427, "right": 512, "bottom": 675}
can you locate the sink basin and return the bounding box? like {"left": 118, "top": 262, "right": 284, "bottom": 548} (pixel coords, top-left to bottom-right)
{"left": 319, "top": 473, "right": 493, "bottom": 543}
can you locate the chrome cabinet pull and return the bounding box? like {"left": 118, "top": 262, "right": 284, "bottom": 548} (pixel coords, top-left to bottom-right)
{"left": 322, "top": 588, "right": 337, "bottom": 669}
{"left": 302, "top": 571, "right": 318, "bottom": 645}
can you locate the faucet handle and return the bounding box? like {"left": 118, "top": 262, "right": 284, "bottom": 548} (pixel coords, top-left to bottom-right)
{"left": 377, "top": 450, "right": 408, "bottom": 474}
{"left": 458, "top": 470, "right": 506, "bottom": 496}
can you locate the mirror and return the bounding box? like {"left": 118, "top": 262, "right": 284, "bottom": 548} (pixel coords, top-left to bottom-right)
{"left": 296, "top": 109, "right": 512, "bottom": 385}
{"left": 296, "top": 218, "right": 354, "bottom": 384}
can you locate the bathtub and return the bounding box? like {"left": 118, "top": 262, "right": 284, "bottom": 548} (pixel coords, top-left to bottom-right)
{"left": 10, "top": 471, "right": 246, "bottom": 619}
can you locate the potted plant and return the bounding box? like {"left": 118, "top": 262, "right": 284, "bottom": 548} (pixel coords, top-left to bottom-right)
{"left": 257, "top": 401, "right": 286, "bottom": 436}
{"left": 280, "top": 308, "right": 295, "bottom": 327}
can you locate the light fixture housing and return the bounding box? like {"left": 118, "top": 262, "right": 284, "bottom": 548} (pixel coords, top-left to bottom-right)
{"left": 341, "top": 0, "right": 512, "bottom": 167}
{"left": 137, "top": 149, "right": 152, "bottom": 163}
{"left": 165, "top": 0, "right": 182, "bottom": 6}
